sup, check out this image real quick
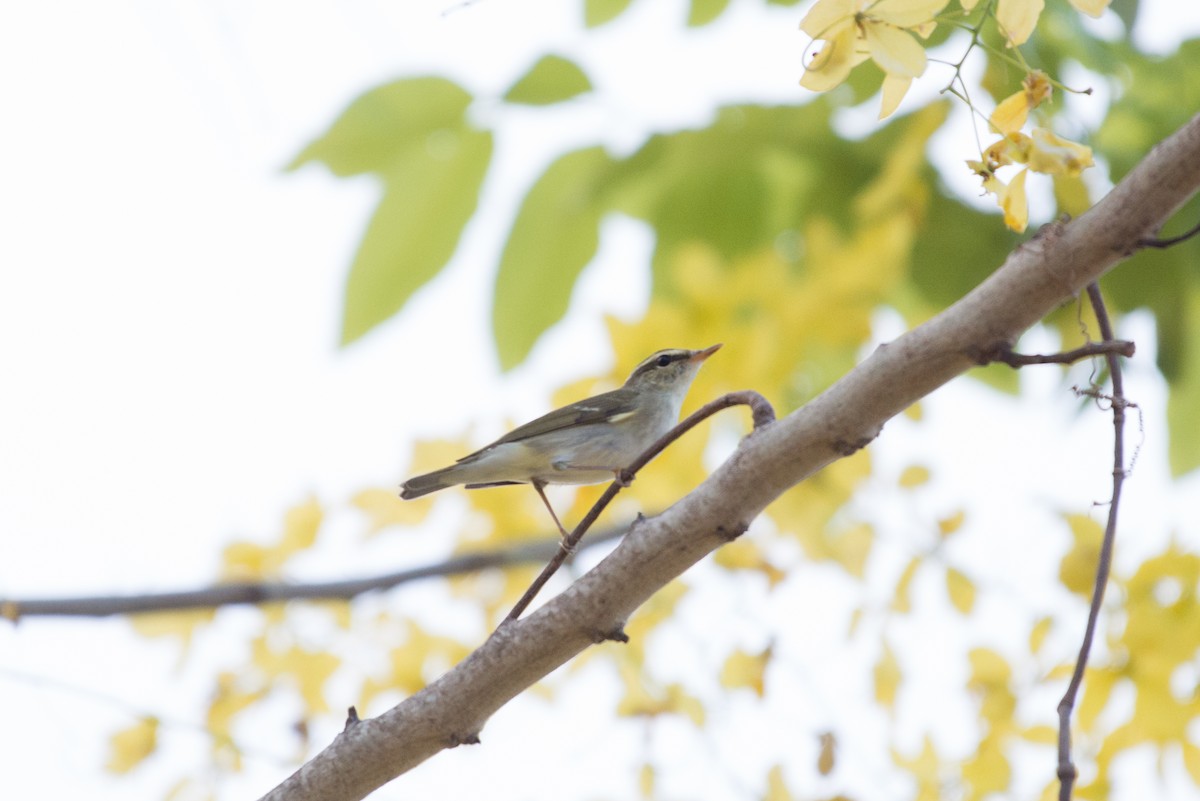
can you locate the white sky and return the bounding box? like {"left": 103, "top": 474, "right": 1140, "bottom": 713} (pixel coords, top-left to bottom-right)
{"left": 2, "top": 1, "right": 1199, "bottom": 799}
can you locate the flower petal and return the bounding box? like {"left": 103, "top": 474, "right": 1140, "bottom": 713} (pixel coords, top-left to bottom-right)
{"left": 869, "top": 0, "right": 950, "bottom": 28}
{"left": 984, "top": 132, "right": 1032, "bottom": 167}
{"left": 1028, "top": 128, "right": 1094, "bottom": 176}
{"left": 879, "top": 74, "right": 912, "bottom": 119}
{"left": 864, "top": 22, "right": 927, "bottom": 78}
{"left": 800, "top": 0, "right": 859, "bottom": 37}
{"left": 1000, "top": 168, "right": 1029, "bottom": 232}
{"left": 990, "top": 90, "right": 1029, "bottom": 134}
{"left": 801, "top": 24, "right": 865, "bottom": 92}
{"left": 996, "top": 0, "right": 1045, "bottom": 46}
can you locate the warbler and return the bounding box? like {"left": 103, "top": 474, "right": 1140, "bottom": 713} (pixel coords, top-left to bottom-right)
{"left": 399, "top": 345, "right": 721, "bottom": 536}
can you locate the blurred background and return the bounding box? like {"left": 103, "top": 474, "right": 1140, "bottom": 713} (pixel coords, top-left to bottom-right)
{"left": 2, "top": 1, "right": 1200, "bottom": 799}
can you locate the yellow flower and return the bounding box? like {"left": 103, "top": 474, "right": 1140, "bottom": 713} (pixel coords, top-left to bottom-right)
{"left": 970, "top": 125, "right": 1090, "bottom": 232}
{"left": 1027, "top": 128, "right": 1094, "bottom": 175}
{"left": 801, "top": 0, "right": 950, "bottom": 113}
{"left": 969, "top": 158, "right": 1029, "bottom": 233}
{"left": 989, "top": 70, "right": 1053, "bottom": 134}
{"left": 982, "top": 132, "right": 1032, "bottom": 167}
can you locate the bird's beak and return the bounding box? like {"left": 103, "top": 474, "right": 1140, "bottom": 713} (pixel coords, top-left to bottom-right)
{"left": 691, "top": 343, "right": 722, "bottom": 363}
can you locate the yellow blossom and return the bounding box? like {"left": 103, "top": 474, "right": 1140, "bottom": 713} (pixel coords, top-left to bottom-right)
{"left": 971, "top": 125, "right": 1091, "bottom": 232}
{"left": 801, "top": 0, "right": 950, "bottom": 106}
{"left": 1027, "top": 128, "right": 1094, "bottom": 175}
{"left": 983, "top": 132, "right": 1032, "bottom": 167}
{"left": 800, "top": 0, "right": 867, "bottom": 93}
{"left": 989, "top": 70, "right": 1052, "bottom": 134}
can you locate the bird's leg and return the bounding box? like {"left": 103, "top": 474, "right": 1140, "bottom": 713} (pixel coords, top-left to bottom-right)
{"left": 532, "top": 479, "right": 571, "bottom": 547}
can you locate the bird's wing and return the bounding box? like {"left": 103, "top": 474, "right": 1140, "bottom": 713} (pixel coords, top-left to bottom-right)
{"left": 456, "top": 387, "right": 637, "bottom": 462}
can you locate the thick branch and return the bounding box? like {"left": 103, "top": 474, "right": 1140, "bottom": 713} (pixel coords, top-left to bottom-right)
{"left": 261, "top": 112, "right": 1200, "bottom": 801}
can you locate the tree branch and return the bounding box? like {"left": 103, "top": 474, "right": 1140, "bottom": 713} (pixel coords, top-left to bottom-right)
{"left": 973, "top": 339, "right": 1135, "bottom": 367}
{"left": 0, "top": 529, "right": 625, "bottom": 620}
{"left": 1137, "top": 216, "right": 1200, "bottom": 248}
{"left": 260, "top": 111, "right": 1200, "bottom": 801}
{"left": 1055, "top": 284, "right": 1129, "bottom": 801}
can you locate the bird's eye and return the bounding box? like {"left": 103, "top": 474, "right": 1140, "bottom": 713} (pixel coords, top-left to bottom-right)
{"left": 656, "top": 354, "right": 672, "bottom": 367}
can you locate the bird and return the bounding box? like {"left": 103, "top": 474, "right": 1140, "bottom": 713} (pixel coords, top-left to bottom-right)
{"left": 399, "top": 344, "right": 722, "bottom": 538}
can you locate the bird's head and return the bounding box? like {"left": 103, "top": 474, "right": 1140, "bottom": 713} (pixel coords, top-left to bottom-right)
{"left": 623, "top": 344, "right": 722, "bottom": 395}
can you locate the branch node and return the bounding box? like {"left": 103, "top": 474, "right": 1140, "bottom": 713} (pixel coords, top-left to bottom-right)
{"left": 716, "top": 522, "right": 748, "bottom": 543}
{"left": 591, "top": 625, "right": 629, "bottom": 644}
{"left": 832, "top": 436, "right": 873, "bottom": 457}
{"left": 343, "top": 706, "right": 361, "bottom": 731}
{"left": 447, "top": 732, "right": 481, "bottom": 747}
{"left": 970, "top": 340, "right": 1016, "bottom": 366}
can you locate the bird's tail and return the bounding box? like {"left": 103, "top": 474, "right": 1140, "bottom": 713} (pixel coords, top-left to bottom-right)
{"left": 399, "top": 467, "right": 460, "bottom": 500}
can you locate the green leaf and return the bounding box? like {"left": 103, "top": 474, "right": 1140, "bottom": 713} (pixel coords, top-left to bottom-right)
{"left": 504, "top": 55, "right": 593, "bottom": 106}
{"left": 611, "top": 104, "right": 836, "bottom": 287}
{"left": 1089, "top": 40, "right": 1200, "bottom": 386}
{"left": 654, "top": 166, "right": 769, "bottom": 267}
{"left": 1095, "top": 40, "right": 1200, "bottom": 182}
{"left": 288, "top": 77, "right": 493, "bottom": 346}
{"left": 585, "top": 0, "right": 635, "bottom": 27}
{"left": 607, "top": 101, "right": 955, "bottom": 296}
{"left": 288, "top": 77, "right": 475, "bottom": 177}
{"left": 688, "top": 0, "right": 730, "bottom": 27}
{"left": 1109, "top": 0, "right": 1139, "bottom": 30}
{"left": 493, "top": 147, "right": 615, "bottom": 368}
{"left": 340, "top": 128, "right": 493, "bottom": 345}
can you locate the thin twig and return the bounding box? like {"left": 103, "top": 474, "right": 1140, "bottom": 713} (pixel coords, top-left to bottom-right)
{"left": 1138, "top": 217, "right": 1200, "bottom": 248}
{"left": 504, "top": 391, "right": 775, "bottom": 623}
{"left": 975, "top": 339, "right": 1135, "bottom": 367}
{"left": 1, "top": 528, "right": 626, "bottom": 620}
{"left": 1056, "top": 282, "right": 1128, "bottom": 801}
